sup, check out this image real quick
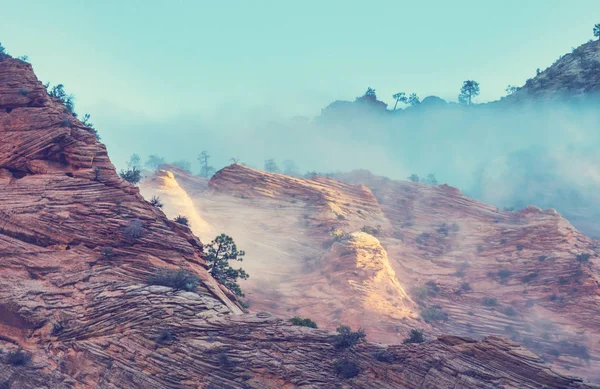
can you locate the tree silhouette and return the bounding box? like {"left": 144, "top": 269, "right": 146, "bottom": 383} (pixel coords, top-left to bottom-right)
{"left": 283, "top": 160, "right": 299, "bottom": 176}
{"left": 505, "top": 85, "right": 519, "bottom": 95}
{"left": 392, "top": 92, "right": 407, "bottom": 110}
{"left": 458, "top": 80, "right": 480, "bottom": 105}
{"left": 145, "top": 155, "right": 165, "bottom": 170}
{"left": 407, "top": 93, "right": 420, "bottom": 106}
{"left": 264, "top": 159, "right": 280, "bottom": 173}
{"left": 198, "top": 151, "right": 216, "bottom": 177}
{"left": 594, "top": 24, "right": 600, "bottom": 39}
{"left": 127, "top": 154, "right": 141, "bottom": 170}
{"left": 408, "top": 174, "right": 420, "bottom": 183}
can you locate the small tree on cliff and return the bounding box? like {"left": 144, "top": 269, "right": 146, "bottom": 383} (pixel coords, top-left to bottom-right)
{"left": 205, "top": 234, "right": 249, "bottom": 297}
{"left": 145, "top": 154, "right": 165, "bottom": 170}
{"left": 119, "top": 167, "right": 142, "bottom": 184}
{"left": 594, "top": 24, "right": 600, "bottom": 39}
{"left": 0, "top": 42, "right": 8, "bottom": 60}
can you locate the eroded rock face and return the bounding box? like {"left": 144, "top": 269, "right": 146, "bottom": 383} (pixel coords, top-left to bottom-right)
{"left": 144, "top": 163, "right": 600, "bottom": 382}
{"left": 0, "top": 57, "right": 598, "bottom": 388}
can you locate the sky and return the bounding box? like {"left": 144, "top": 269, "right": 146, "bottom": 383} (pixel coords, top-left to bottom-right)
{"left": 1, "top": 0, "right": 598, "bottom": 118}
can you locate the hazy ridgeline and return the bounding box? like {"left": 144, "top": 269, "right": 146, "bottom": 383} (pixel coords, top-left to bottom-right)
{"left": 101, "top": 96, "right": 600, "bottom": 237}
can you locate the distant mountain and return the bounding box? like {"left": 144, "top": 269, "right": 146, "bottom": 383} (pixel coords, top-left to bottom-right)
{"left": 504, "top": 39, "right": 600, "bottom": 102}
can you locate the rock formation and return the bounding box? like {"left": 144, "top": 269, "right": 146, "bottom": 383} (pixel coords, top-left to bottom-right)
{"left": 1, "top": 55, "right": 598, "bottom": 388}
{"left": 144, "top": 163, "right": 600, "bottom": 382}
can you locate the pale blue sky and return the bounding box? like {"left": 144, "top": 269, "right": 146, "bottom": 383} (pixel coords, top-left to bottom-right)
{"left": 1, "top": 0, "right": 598, "bottom": 120}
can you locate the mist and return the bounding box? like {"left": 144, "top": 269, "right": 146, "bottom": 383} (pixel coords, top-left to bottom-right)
{"left": 97, "top": 95, "right": 600, "bottom": 237}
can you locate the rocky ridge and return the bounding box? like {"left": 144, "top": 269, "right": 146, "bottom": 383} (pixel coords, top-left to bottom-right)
{"left": 146, "top": 163, "right": 600, "bottom": 382}
{"left": 0, "top": 56, "right": 598, "bottom": 388}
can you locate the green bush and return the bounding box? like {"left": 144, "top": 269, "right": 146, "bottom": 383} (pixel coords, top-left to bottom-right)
{"left": 290, "top": 317, "right": 318, "bottom": 328}
{"left": 147, "top": 268, "right": 200, "bottom": 292}
{"left": 149, "top": 196, "right": 163, "bottom": 209}
{"left": 174, "top": 215, "right": 189, "bottom": 226}
{"left": 333, "top": 325, "right": 366, "bottom": 349}
{"left": 403, "top": 329, "right": 426, "bottom": 344}
{"left": 420, "top": 305, "right": 448, "bottom": 323}
{"left": 6, "top": 349, "right": 31, "bottom": 366}
{"left": 119, "top": 167, "right": 142, "bottom": 184}
{"left": 334, "top": 359, "right": 359, "bottom": 378}
{"left": 155, "top": 329, "right": 176, "bottom": 344}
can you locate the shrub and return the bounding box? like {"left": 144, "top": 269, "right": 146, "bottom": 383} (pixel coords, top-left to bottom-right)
{"left": 521, "top": 272, "right": 539, "bottom": 283}
{"left": 93, "top": 167, "right": 101, "bottom": 181}
{"left": 6, "top": 349, "right": 31, "bottom": 366}
{"left": 403, "top": 329, "right": 426, "bottom": 344}
{"left": 333, "top": 325, "right": 366, "bottom": 349}
{"left": 119, "top": 167, "right": 142, "bottom": 184}
{"left": 333, "top": 359, "right": 359, "bottom": 379}
{"left": 101, "top": 247, "right": 114, "bottom": 259}
{"left": 123, "top": 219, "right": 144, "bottom": 242}
{"left": 147, "top": 268, "right": 199, "bottom": 292}
{"left": 373, "top": 350, "right": 395, "bottom": 363}
{"left": 149, "top": 196, "right": 163, "bottom": 209}
{"left": 503, "top": 306, "right": 517, "bottom": 316}
{"left": 516, "top": 244, "right": 524, "bottom": 251}
{"left": 155, "top": 329, "right": 176, "bottom": 344}
{"left": 360, "top": 225, "right": 381, "bottom": 236}
{"left": 420, "top": 305, "right": 448, "bottom": 323}
{"left": 290, "top": 317, "right": 318, "bottom": 328}
{"left": 51, "top": 320, "right": 66, "bottom": 335}
{"left": 174, "top": 215, "right": 189, "bottom": 226}
{"left": 460, "top": 282, "right": 472, "bottom": 292}
{"left": 424, "top": 281, "right": 440, "bottom": 296}
{"left": 576, "top": 253, "right": 591, "bottom": 263}
{"left": 217, "top": 352, "right": 235, "bottom": 368}
{"left": 482, "top": 297, "right": 498, "bottom": 306}
{"left": 498, "top": 269, "right": 512, "bottom": 279}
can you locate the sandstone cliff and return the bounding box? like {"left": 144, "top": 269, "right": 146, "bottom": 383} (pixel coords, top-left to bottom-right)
{"left": 1, "top": 55, "right": 598, "bottom": 388}
{"left": 144, "top": 163, "right": 600, "bottom": 382}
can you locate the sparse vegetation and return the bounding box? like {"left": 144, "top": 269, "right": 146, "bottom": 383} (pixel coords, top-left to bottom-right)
{"left": 146, "top": 268, "right": 200, "bottom": 292}
{"left": 503, "top": 306, "right": 517, "bottom": 316}
{"left": 6, "top": 349, "right": 31, "bottom": 366}
{"left": 460, "top": 282, "right": 472, "bottom": 292}
{"left": 482, "top": 297, "right": 498, "bottom": 307}
{"left": 155, "top": 329, "right": 176, "bottom": 344}
{"left": 458, "top": 80, "right": 480, "bottom": 105}
{"left": 497, "top": 269, "right": 512, "bottom": 283}
{"left": 216, "top": 352, "right": 235, "bottom": 368}
{"left": 149, "top": 196, "right": 163, "bottom": 209}
{"left": 423, "top": 173, "right": 438, "bottom": 186}
{"left": 576, "top": 253, "right": 591, "bottom": 263}
{"left": 172, "top": 160, "right": 192, "bottom": 172}
{"left": 420, "top": 305, "right": 448, "bottom": 323}
{"left": 123, "top": 219, "right": 144, "bottom": 242}
{"left": 374, "top": 350, "right": 395, "bottom": 363}
{"left": 174, "top": 215, "right": 189, "bottom": 226}
{"left": 47, "top": 83, "right": 76, "bottom": 115}
{"left": 594, "top": 23, "right": 600, "bottom": 40}
{"left": 408, "top": 174, "right": 419, "bottom": 183}
{"left": 198, "top": 151, "right": 216, "bottom": 177}
{"left": 360, "top": 225, "right": 381, "bottom": 236}
{"left": 119, "top": 167, "right": 142, "bottom": 184}
{"left": 521, "top": 272, "right": 539, "bottom": 283}
{"left": 0, "top": 42, "right": 7, "bottom": 60}
{"left": 205, "top": 234, "right": 249, "bottom": 297}
{"left": 403, "top": 329, "right": 426, "bottom": 344}
{"left": 290, "top": 317, "right": 318, "bottom": 328}
{"left": 101, "top": 247, "right": 114, "bottom": 259}
{"left": 333, "top": 325, "right": 366, "bottom": 349}
{"left": 81, "top": 113, "right": 99, "bottom": 140}
{"left": 145, "top": 154, "right": 165, "bottom": 170}
{"left": 264, "top": 159, "right": 280, "bottom": 173}
{"left": 334, "top": 359, "right": 359, "bottom": 378}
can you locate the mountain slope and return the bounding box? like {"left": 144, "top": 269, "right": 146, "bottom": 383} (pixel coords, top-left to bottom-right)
{"left": 144, "top": 163, "right": 600, "bottom": 382}
{"left": 1, "top": 55, "right": 598, "bottom": 388}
